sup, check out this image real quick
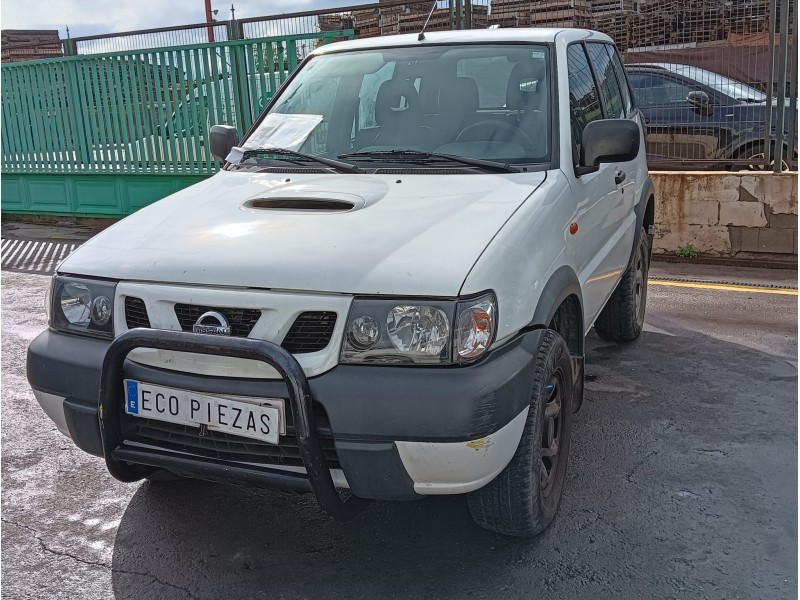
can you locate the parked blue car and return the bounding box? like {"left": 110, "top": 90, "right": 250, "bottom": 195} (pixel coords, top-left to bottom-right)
{"left": 626, "top": 62, "right": 796, "bottom": 169}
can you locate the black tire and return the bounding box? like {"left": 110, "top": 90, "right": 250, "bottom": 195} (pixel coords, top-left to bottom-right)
{"left": 594, "top": 227, "right": 649, "bottom": 342}
{"left": 467, "top": 330, "right": 573, "bottom": 537}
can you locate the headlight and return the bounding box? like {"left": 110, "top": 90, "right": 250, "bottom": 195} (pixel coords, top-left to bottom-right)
{"left": 340, "top": 292, "right": 496, "bottom": 366}
{"left": 50, "top": 276, "right": 117, "bottom": 339}
{"left": 386, "top": 305, "right": 450, "bottom": 356}
{"left": 454, "top": 294, "right": 496, "bottom": 361}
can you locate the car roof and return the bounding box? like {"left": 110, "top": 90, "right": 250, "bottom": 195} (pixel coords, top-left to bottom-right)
{"left": 312, "top": 28, "right": 612, "bottom": 55}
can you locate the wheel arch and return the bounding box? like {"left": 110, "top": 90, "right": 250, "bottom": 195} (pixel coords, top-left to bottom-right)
{"left": 628, "top": 177, "right": 655, "bottom": 268}
{"left": 531, "top": 265, "right": 584, "bottom": 355}
{"left": 530, "top": 266, "right": 586, "bottom": 413}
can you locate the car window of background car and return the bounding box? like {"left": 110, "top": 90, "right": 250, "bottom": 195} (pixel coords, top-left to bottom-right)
{"left": 567, "top": 43, "right": 603, "bottom": 151}
{"left": 671, "top": 65, "right": 766, "bottom": 103}
{"left": 586, "top": 42, "right": 625, "bottom": 118}
{"left": 605, "top": 46, "right": 633, "bottom": 115}
{"left": 627, "top": 73, "right": 694, "bottom": 107}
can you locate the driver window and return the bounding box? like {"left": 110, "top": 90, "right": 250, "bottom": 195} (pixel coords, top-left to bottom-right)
{"left": 567, "top": 44, "right": 602, "bottom": 154}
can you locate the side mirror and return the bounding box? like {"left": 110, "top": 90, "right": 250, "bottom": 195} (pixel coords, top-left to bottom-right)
{"left": 576, "top": 119, "right": 641, "bottom": 175}
{"left": 209, "top": 124, "right": 239, "bottom": 162}
{"left": 687, "top": 90, "right": 713, "bottom": 116}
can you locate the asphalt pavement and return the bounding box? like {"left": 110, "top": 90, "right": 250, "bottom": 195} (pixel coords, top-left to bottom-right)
{"left": 1, "top": 265, "right": 797, "bottom": 600}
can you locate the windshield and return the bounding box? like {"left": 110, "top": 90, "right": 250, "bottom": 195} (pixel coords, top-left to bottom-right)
{"left": 664, "top": 64, "right": 766, "bottom": 102}
{"left": 240, "top": 44, "right": 551, "bottom": 165}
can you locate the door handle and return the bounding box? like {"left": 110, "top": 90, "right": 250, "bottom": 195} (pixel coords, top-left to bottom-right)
{"left": 615, "top": 170, "right": 626, "bottom": 185}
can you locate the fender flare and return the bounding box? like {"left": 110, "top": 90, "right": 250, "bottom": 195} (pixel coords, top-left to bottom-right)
{"left": 531, "top": 265, "right": 584, "bottom": 353}
{"left": 627, "top": 176, "right": 655, "bottom": 268}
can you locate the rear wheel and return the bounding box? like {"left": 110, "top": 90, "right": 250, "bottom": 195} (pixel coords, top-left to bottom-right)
{"left": 594, "top": 227, "right": 649, "bottom": 342}
{"left": 467, "top": 330, "right": 573, "bottom": 537}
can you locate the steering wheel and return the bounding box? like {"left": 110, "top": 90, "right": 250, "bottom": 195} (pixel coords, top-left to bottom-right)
{"left": 455, "top": 119, "right": 535, "bottom": 149}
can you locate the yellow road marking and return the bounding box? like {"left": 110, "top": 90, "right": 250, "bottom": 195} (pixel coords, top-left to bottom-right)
{"left": 649, "top": 280, "right": 797, "bottom": 295}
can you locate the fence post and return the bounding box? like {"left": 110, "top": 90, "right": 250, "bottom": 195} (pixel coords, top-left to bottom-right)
{"left": 765, "top": 0, "right": 777, "bottom": 169}
{"left": 63, "top": 38, "right": 76, "bottom": 57}
{"left": 787, "top": 0, "right": 798, "bottom": 170}
{"left": 63, "top": 57, "right": 91, "bottom": 168}
{"left": 286, "top": 38, "right": 299, "bottom": 72}
{"left": 773, "top": 0, "right": 790, "bottom": 172}
{"left": 226, "top": 19, "right": 254, "bottom": 134}
{"left": 464, "top": 0, "right": 473, "bottom": 29}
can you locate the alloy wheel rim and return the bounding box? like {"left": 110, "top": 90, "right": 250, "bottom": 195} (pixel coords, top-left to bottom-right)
{"left": 539, "top": 370, "right": 564, "bottom": 498}
{"left": 746, "top": 152, "right": 789, "bottom": 172}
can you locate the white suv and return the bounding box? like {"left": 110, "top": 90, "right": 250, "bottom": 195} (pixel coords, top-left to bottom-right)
{"left": 27, "top": 28, "right": 653, "bottom": 538}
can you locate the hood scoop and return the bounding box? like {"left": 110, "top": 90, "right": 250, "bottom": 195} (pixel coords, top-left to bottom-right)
{"left": 242, "top": 177, "right": 389, "bottom": 214}
{"left": 244, "top": 197, "right": 357, "bottom": 212}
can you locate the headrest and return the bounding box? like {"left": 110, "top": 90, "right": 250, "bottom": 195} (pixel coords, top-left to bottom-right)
{"left": 375, "top": 79, "right": 421, "bottom": 125}
{"left": 438, "top": 77, "right": 480, "bottom": 115}
{"left": 506, "top": 59, "right": 547, "bottom": 110}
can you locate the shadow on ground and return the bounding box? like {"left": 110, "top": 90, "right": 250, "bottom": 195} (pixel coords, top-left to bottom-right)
{"left": 108, "top": 323, "right": 797, "bottom": 600}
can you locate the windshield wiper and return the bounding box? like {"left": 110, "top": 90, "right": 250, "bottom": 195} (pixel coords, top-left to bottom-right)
{"left": 338, "top": 150, "right": 521, "bottom": 173}
{"left": 237, "top": 147, "right": 361, "bottom": 174}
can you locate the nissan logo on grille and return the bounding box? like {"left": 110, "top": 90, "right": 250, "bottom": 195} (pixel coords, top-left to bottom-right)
{"left": 192, "top": 311, "right": 232, "bottom": 336}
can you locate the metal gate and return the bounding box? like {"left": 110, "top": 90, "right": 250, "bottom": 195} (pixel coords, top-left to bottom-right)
{"left": 1, "top": 30, "right": 353, "bottom": 216}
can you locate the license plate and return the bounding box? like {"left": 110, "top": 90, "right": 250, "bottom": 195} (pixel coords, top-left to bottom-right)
{"left": 123, "top": 380, "right": 284, "bottom": 445}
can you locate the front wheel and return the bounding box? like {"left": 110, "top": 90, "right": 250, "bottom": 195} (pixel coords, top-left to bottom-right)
{"left": 733, "top": 142, "right": 792, "bottom": 171}
{"left": 594, "top": 226, "right": 649, "bottom": 342}
{"left": 467, "top": 330, "right": 573, "bottom": 537}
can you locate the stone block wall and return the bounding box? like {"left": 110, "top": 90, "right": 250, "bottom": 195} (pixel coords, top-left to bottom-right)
{"left": 650, "top": 172, "right": 798, "bottom": 258}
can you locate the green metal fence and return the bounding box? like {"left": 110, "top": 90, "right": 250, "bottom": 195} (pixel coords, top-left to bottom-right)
{"left": 1, "top": 30, "right": 353, "bottom": 216}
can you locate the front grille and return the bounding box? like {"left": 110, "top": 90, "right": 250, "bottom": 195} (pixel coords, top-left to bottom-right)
{"left": 281, "top": 312, "right": 337, "bottom": 354}
{"left": 120, "top": 401, "right": 340, "bottom": 469}
{"left": 174, "top": 304, "right": 261, "bottom": 338}
{"left": 125, "top": 297, "right": 151, "bottom": 329}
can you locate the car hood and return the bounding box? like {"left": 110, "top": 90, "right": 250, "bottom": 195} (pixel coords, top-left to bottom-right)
{"left": 61, "top": 169, "right": 546, "bottom": 296}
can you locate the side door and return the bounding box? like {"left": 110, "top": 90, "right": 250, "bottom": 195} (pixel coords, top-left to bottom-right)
{"left": 564, "top": 42, "right": 638, "bottom": 326}
{"left": 627, "top": 70, "right": 728, "bottom": 161}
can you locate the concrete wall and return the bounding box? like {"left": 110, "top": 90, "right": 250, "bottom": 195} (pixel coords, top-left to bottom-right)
{"left": 651, "top": 172, "right": 798, "bottom": 258}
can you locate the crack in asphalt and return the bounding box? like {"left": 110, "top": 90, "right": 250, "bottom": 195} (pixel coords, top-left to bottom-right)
{"left": 624, "top": 450, "right": 659, "bottom": 483}
{"left": 2, "top": 517, "right": 199, "bottom": 599}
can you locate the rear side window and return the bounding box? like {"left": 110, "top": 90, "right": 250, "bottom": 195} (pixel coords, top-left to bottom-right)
{"left": 586, "top": 42, "right": 625, "bottom": 119}
{"left": 566, "top": 44, "right": 602, "bottom": 148}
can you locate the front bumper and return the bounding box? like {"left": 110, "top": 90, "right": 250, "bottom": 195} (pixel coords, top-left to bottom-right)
{"left": 27, "top": 327, "right": 544, "bottom": 509}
